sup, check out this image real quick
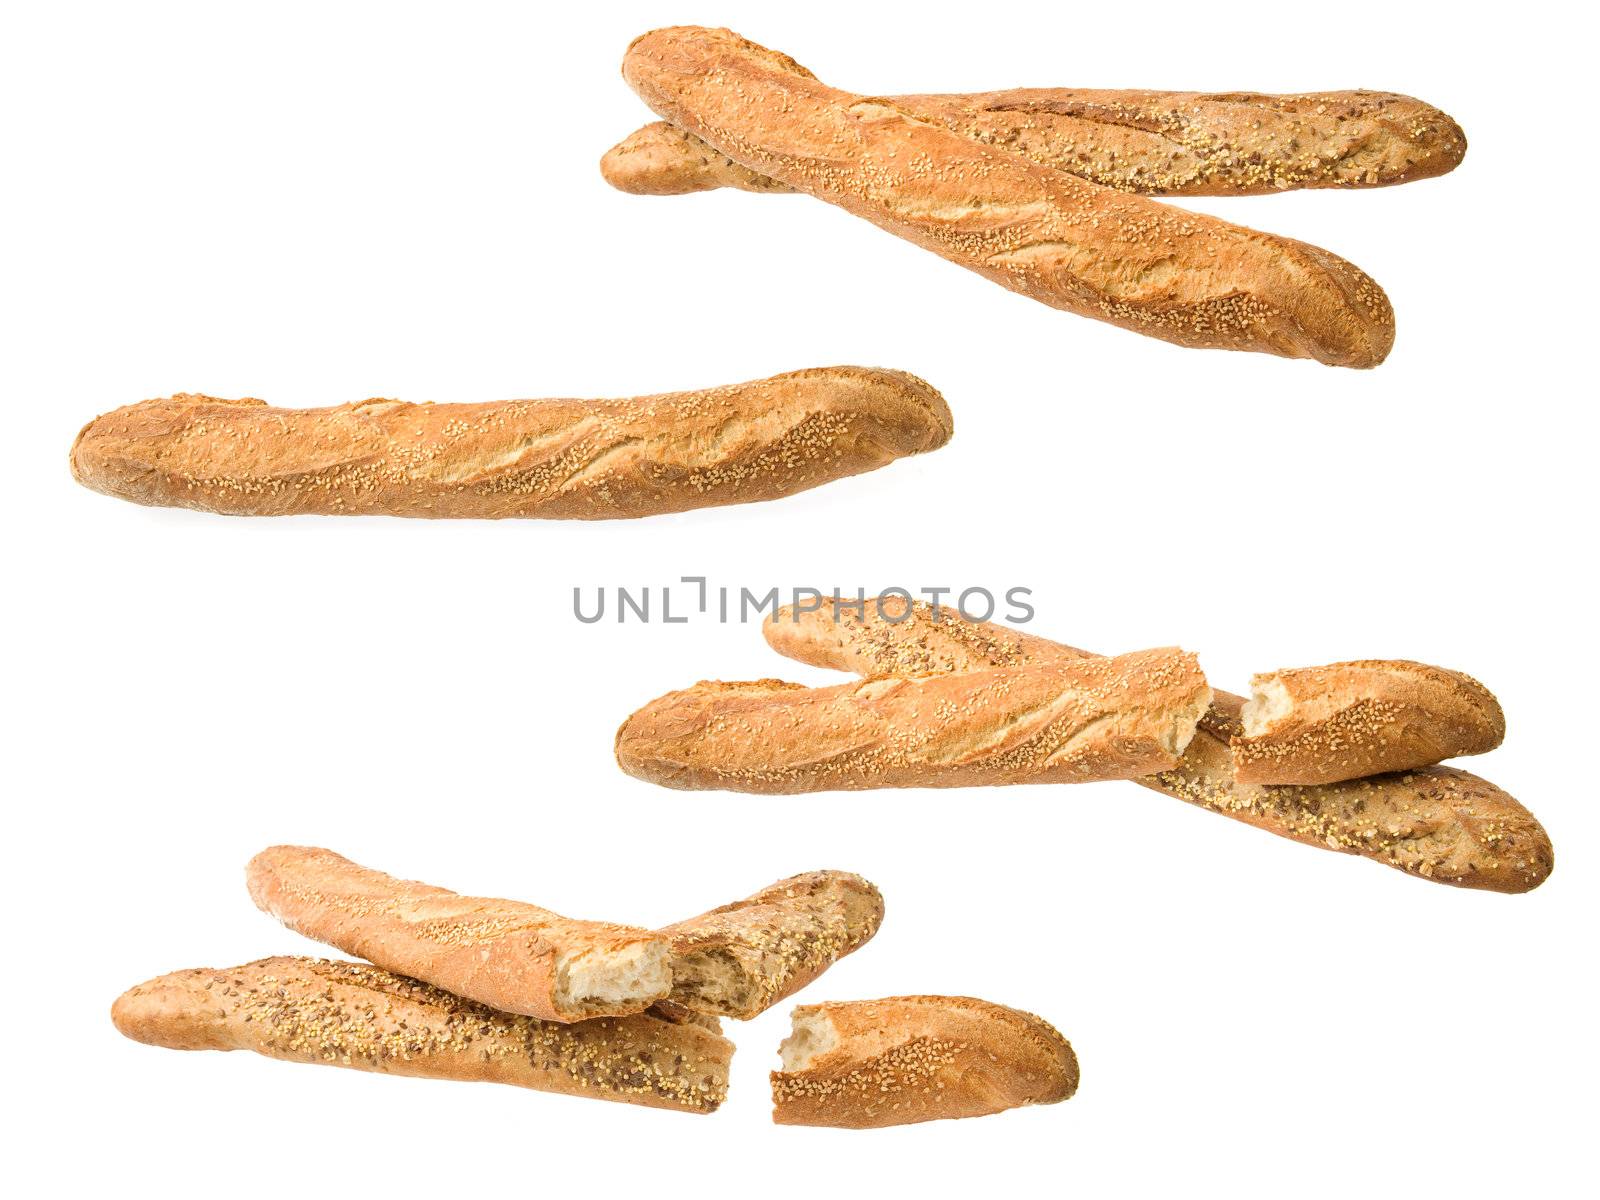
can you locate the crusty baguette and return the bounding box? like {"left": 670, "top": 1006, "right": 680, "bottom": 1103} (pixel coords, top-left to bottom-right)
{"left": 68, "top": 366, "right": 951, "bottom": 519}
{"left": 771, "top": 995, "right": 1078, "bottom": 1128}
{"left": 622, "top": 28, "right": 1394, "bottom": 367}
{"left": 604, "top": 85, "right": 1465, "bottom": 197}
{"left": 1233, "top": 660, "right": 1506, "bottom": 785}
{"left": 661, "top": 870, "right": 884, "bottom": 1019}
{"left": 246, "top": 846, "right": 672, "bottom": 1021}
{"left": 761, "top": 598, "right": 1552, "bottom": 893}
{"left": 112, "top": 957, "right": 731, "bottom": 1113}
{"left": 617, "top": 648, "right": 1211, "bottom": 794}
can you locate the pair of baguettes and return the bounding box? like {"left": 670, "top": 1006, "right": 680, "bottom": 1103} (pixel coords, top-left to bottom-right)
{"left": 618, "top": 598, "right": 1551, "bottom": 893}
{"left": 616, "top": 27, "right": 1435, "bottom": 367}
{"left": 114, "top": 848, "right": 884, "bottom": 1115}
{"left": 69, "top": 366, "right": 951, "bottom": 519}
{"left": 116, "top": 849, "right": 1077, "bottom": 1126}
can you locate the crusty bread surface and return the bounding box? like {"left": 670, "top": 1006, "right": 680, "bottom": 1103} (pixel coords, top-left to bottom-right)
{"left": 603, "top": 86, "right": 1465, "bottom": 197}
{"left": 615, "top": 648, "right": 1213, "bottom": 793}
{"left": 621, "top": 27, "right": 1394, "bottom": 367}
{"left": 1233, "top": 660, "right": 1506, "bottom": 785}
{"left": 759, "top": 598, "right": 1551, "bottom": 892}
{"left": 771, "top": 995, "right": 1078, "bottom": 1128}
{"left": 69, "top": 366, "right": 951, "bottom": 518}
{"left": 246, "top": 846, "right": 672, "bottom": 1022}
{"left": 112, "top": 956, "right": 731, "bottom": 1113}
{"left": 661, "top": 870, "right": 885, "bottom": 1018}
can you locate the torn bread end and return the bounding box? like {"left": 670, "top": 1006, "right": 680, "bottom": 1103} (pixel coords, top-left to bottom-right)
{"left": 777, "top": 1008, "right": 840, "bottom": 1072}
{"left": 555, "top": 940, "right": 672, "bottom": 1014}
{"left": 1171, "top": 687, "right": 1214, "bottom": 755}
{"left": 1240, "top": 675, "right": 1293, "bottom": 737}
{"left": 667, "top": 948, "right": 753, "bottom": 1017}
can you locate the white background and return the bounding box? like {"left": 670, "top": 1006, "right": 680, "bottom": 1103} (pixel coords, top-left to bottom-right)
{"left": 3, "top": 2, "right": 1594, "bottom": 1196}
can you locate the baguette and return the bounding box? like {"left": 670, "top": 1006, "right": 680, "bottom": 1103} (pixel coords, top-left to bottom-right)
{"left": 246, "top": 846, "right": 672, "bottom": 1021}
{"left": 112, "top": 957, "right": 732, "bottom": 1113}
{"left": 621, "top": 28, "right": 1394, "bottom": 367}
{"left": 1233, "top": 660, "right": 1506, "bottom": 785}
{"left": 603, "top": 85, "right": 1466, "bottom": 197}
{"left": 661, "top": 870, "right": 885, "bottom": 1019}
{"left": 771, "top": 995, "right": 1078, "bottom": 1128}
{"left": 760, "top": 598, "right": 1553, "bottom": 892}
{"left": 615, "top": 648, "right": 1212, "bottom": 793}
{"left": 68, "top": 366, "right": 951, "bottom": 519}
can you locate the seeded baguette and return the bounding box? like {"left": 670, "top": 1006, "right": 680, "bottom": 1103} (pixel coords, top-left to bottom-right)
{"left": 771, "top": 995, "right": 1078, "bottom": 1128}
{"left": 615, "top": 648, "right": 1212, "bottom": 793}
{"left": 68, "top": 366, "right": 951, "bottom": 519}
{"left": 603, "top": 85, "right": 1465, "bottom": 197}
{"left": 246, "top": 846, "right": 673, "bottom": 1022}
{"left": 622, "top": 27, "right": 1394, "bottom": 367}
{"left": 112, "top": 957, "right": 732, "bottom": 1113}
{"left": 761, "top": 599, "right": 1552, "bottom": 892}
{"left": 1234, "top": 660, "right": 1506, "bottom": 785}
{"left": 661, "top": 870, "right": 885, "bottom": 1019}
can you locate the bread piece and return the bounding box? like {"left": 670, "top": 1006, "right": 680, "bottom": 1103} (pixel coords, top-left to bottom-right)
{"left": 603, "top": 121, "right": 800, "bottom": 194}
{"left": 771, "top": 996, "right": 1078, "bottom": 1128}
{"left": 1233, "top": 660, "right": 1506, "bottom": 785}
{"left": 112, "top": 957, "right": 731, "bottom": 1113}
{"left": 604, "top": 85, "right": 1465, "bottom": 197}
{"left": 616, "top": 648, "right": 1211, "bottom": 794}
{"left": 661, "top": 871, "right": 884, "bottom": 1018}
{"left": 69, "top": 366, "right": 951, "bottom": 518}
{"left": 759, "top": 597, "right": 1552, "bottom": 892}
{"left": 246, "top": 846, "right": 671, "bottom": 1021}
{"left": 622, "top": 28, "right": 1394, "bottom": 367}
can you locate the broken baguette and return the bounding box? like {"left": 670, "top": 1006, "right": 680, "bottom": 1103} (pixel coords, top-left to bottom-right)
{"left": 616, "top": 648, "right": 1212, "bottom": 793}
{"left": 661, "top": 870, "right": 884, "bottom": 1019}
{"left": 603, "top": 85, "right": 1465, "bottom": 197}
{"left": 111, "top": 957, "right": 732, "bottom": 1113}
{"left": 772, "top": 995, "right": 1078, "bottom": 1128}
{"left": 1233, "top": 660, "right": 1505, "bottom": 785}
{"left": 68, "top": 366, "right": 951, "bottom": 518}
{"left": 621, "top": 27, "right": 1394, "bottom": 367}
{"left": 760, "top": 598, "right": 1552, "bottom": 892}
{"left": 246, "top": 846, "right": 672, "bottom": 1022}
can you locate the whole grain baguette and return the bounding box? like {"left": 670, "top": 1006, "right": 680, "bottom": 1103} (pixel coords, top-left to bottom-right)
{"left": 771, "top": 995, "right": 1078, "bottom": 1128}
{"left": 604, "top": 86, "right": 1465, "bottom": 197}
{"left": 1233, "top": 660, "right": 1506, "bottom": 785}
{"left": 68, "top": 366, "right": 951, "bottom": 518}
{"left": 112, "top": 956, "right": 731, "bottom": 1113}
{"left": 661, "top": 870, "right": 885, "bottom": 1019}
{"left": 622, "top": 28, "right": 1394, "bottom": 367}
{"left": 761, "top": 597, "right": 1552, "bottom": 892}
{"left": 246, "top": 846, "right": 672, "bottom": 1021}
{"left": 615, "top": 648, "right": 1212, "bottom": 793}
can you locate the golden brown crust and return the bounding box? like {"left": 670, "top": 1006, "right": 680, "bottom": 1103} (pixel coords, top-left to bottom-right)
{"left": 246, "top": 846, "right": 670, "bottom": 1021}
{"left": 604, "top": 88, "right": 1465, "bottom": 197}
{"left": 614, "top": 649, "right": 1212, "bottom": 793}
{"left": 68, "top": 366, "right": 952, "bottom": 518}
{"left": 760, "top": 598, "right": 1552, "bottom": 893}
{"left": 621, "top": 28, "right": 1394, "bottom": 367}
{"left": 1232, "top": 660, "right": 1506, "bottom": 785}
{"left": 771, "top": 995, "right": 1078, "bottom": 1128}
{"left": 602, "top": 121, "right": 799, "bottom": 194}
{"left": 111, "top": 957, "right": 731, "bottom": 1113}
{"left": 660, "top": 871, "right": 885, "bottom": 1019}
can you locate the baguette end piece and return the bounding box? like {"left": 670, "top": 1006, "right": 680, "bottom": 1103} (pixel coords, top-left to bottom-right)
{"left": 662, "top": 869, "right": 886, "bottom": 1019}
{"left": 1231, "top": 660, "right": 1506, "bottom": 785}
{"left": 770, "top": 996, "right": 1079, "bottom": 1128}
